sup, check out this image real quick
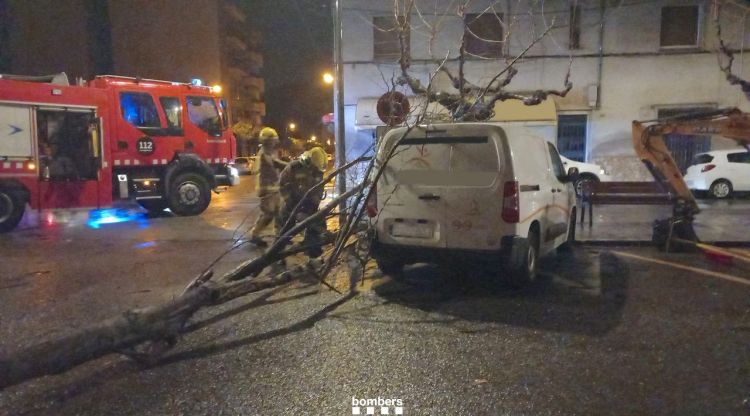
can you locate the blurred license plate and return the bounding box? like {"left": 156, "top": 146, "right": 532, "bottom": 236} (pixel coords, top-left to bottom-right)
{"left": 391, "top": 222, "right": 433, "bottom": 238}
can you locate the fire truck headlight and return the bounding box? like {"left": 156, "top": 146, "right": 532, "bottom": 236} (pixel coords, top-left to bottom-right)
{"left": 211, "top": 84, "right": 222, "bottom": 94}
{"left": 27, "top": 162, "right": 36, "bottom": 170}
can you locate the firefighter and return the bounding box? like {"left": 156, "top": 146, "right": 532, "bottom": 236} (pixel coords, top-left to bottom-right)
{"left": 249, "top": 127, "right": 288, "bottom": 247}
{"left": 279, "top": 146, "right": 328, "bottom": 259}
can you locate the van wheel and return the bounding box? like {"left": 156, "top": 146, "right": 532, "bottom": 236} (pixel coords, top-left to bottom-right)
{"left": 506, "top": 230, "right": 539, "bottom": 288}
{"left": 709, "top": 179, "right": 732, "bottom": 199}
{"left": 138, "top": 200, "right": 167, "bottom": 213}
{"left": 0, "top": 189, "right": 26, "bottom": 233}
{"left": 168, "top": 172, "right": 211, "bottom": 216}
{"left": 375, "top": 256, "right": 404, "bottom": 279}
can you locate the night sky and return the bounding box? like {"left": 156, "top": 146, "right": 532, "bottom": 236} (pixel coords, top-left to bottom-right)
{"left": 243, "top": 0, "right": 333, "bottom": 140}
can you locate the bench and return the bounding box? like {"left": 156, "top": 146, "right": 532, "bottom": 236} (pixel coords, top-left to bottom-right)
{"left": 579, "top": 181, "right": 675, "bottom": 227}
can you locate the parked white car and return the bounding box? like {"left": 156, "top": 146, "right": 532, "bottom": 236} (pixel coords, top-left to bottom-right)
{"left": 231, "top": 156, "right": 257, "bottom": 175}
{"left": 684, "top": 149, "right": 750, "bottom": 198}
{"left": 559, "top": 155, "right": 612, "bottom": 195}
{"left": 367, "top": 123, "right": 578, "bottom": 287}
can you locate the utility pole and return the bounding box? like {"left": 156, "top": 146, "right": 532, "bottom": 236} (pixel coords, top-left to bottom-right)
{"left": 332, "top": 0, "right": 347, "bottom": 222}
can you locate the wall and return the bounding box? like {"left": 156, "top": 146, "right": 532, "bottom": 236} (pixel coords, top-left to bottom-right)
{"left": 108, "top": 0, "right": 223, "bottom": 85}
{"left": 340, "top": 0, "right": 750, "bottom": 181}
{"left": 5, "top": 0, "right": 95, "bottom": 79}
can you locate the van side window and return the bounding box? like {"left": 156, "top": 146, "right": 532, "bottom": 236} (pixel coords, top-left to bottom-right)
{"left": 120, "top": 92, "right": 161, "bottom": 130}
{"left": 159, "top": 96, "right": 183, "bottom": 134}
{"left": 547, "top": 142, "right": 566, "bottom": 181}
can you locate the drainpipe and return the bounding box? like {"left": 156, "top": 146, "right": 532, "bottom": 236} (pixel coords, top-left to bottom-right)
{"left": 596, "top": 0, "right": 605, "bottom": 109}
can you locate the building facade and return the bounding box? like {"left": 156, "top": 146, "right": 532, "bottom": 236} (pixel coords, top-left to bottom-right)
{"left": 1, "top": 0, "right": 264, "bottom": 131}
{"left": 340, "top": 0, "right": 750, "bottom": 180}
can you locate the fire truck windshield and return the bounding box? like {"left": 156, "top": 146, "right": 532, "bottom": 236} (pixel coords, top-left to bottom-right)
{"left": 187, "top": 96, "right": 221, "bottom": 136}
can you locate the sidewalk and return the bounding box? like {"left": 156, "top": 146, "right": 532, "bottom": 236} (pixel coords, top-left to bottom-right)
{"left": 576, "top": 199, "right": 750, "bottom": 243}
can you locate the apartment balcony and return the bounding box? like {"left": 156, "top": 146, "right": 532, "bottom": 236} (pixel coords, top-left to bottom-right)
{"left": 230, "top": 98, "right": 266, "bottom": 117}
{"left": 243, "top": 75, "right": 264, "bottom": 91}
{"left": 222, "top": 2, "right": 246, "bottom": 23}
{"left": 224, "top": 35, "right": 247, "bottom": 52}
{"left": 248, "top": 101, "right": 266, "bottom": 116}
{"left": 228, "top": 51, "right": 262, "bottom": 75}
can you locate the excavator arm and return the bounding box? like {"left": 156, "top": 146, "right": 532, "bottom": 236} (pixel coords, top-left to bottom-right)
{"left": 631, "top": 107, "right": 750, "bottom": 249}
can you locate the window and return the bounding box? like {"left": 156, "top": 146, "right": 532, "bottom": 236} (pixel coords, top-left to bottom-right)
{"left": 692, "top": 154, "right": 714, "bottom": 165}
{"left": 373, "top": 16, "right": 408, "bottom": 61}
{"left": 660, "top": 6, "right": 700, "bottom": 48}
{"left": 557, "top": 114, "right": 587, "bottom": 162}
{"left": 727, "top": 152, "right": 750, "bottom": 163}
{"left": 569, "top": 4, "right": 581, "bottom": 50}
{"left": 219, "top": 98, "right": 230, "bottom": 129}
{"left": 465, "top": 13, "right": 504, "bottom": 57}
{"left": 120, "top": 92, "right": 160, "bottom": 129}
{"left": 159, "top": 96, "right": 182, "bottom": 133}
{"left": 658, "top": 107, "right": 712, "bottom": 172}
{"left": 186, "top": 96, "right": 221, "bottom": 136}
{"left": 547, "top": 142, "right": 566, "bottom": 181}
{"left": 37, "top": 110, "right": 98, "bottom": 180}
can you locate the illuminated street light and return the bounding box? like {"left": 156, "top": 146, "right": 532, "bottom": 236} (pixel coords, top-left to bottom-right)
{"left": 311, "top": 135, "right": 317, "bottom": 142}
{"left": 322, "top": 72, "right": 334, "bottom": 85}
{"left": 288, "top": 122, "right": 296, "bottom": 131}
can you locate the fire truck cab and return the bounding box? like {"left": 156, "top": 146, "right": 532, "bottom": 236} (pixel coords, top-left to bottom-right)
{"left": 0, "top": 73, "right": 238, "bottom": 232}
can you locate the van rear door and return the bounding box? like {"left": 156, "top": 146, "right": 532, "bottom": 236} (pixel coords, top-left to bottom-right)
{"left": 376, "top": 132, "right": 450, "bottom": 248}
{"left": 440, "top": 131, "right": 504, "bottom": 250}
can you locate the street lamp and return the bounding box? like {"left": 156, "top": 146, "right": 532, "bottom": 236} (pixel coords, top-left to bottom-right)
{"left": 311, "top": 135, "right": 317, "bottom": 142}
{"left": 322, "top": 72, "right": 334, "bottom": 85}
{"left": 285, "top": 122, "right": 297, "bottom": 141}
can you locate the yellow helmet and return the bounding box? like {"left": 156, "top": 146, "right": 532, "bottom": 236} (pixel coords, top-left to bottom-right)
{"left": 304, "top": 147, "right": 328, "bottom": 172}
{"left": 259, "top": 127, "right": 279, "bottom": 145}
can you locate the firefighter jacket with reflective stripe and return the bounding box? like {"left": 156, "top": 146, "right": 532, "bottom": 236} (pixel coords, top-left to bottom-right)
{"left": 279, "top": 160, "right": 324, "bottom": 214}
{"left": 256, "top": 152, "right": 287, "bottom": 196}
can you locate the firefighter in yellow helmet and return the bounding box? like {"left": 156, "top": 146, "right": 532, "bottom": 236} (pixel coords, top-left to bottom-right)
{"left": 278, "top": 146, "right": 329, "bottom": 258}
{"left": 249, "top": 127, "right": 288, "bottom": 247}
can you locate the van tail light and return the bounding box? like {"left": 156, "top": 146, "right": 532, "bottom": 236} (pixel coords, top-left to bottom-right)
{"left": 701, "top": 164, "right": 716, "bottom": 172}
{"left": 502, "top": 181, "right": 520, "bottom": 223}
{"left": 366, "top": 184, "right": 378, "bottom": 218}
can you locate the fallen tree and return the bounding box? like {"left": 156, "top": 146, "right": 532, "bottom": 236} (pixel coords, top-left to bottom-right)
{"left": 0, "top": 172, "right": 367, "bottom": 390}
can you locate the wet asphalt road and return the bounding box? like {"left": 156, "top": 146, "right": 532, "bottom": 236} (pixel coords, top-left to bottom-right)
{"left": 1, "top": 178, "right": 749, "bottom": 415}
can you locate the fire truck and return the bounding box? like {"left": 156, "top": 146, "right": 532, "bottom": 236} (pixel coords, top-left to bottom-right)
{"left": 0, "top": 73, "right": 239, "bottom": 232}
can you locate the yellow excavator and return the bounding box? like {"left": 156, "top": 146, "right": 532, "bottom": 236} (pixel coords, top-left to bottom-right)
{"left": 632, "top": 108, "right": 750, "bottom": 250}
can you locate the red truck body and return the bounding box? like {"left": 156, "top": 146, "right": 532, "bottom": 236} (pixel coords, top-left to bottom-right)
{"left": 0, "top": 74, "right": 238, "bottom": 231}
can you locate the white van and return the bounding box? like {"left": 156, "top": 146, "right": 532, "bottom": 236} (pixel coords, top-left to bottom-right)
{"left": 367, "top": 123, "right": 578, "bottom": 287}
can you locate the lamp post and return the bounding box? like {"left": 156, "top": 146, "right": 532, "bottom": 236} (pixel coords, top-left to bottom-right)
{"left": 322, "top": 72, "right": 334, "bottom": 85}
{"left": 333, "top": 0, "right": 346, "bottom": 221}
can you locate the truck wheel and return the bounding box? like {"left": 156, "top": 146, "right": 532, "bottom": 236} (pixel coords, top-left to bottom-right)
{"left": 709, "top": 179, "right": 732, "bottom": 199}
{"left": 0, "top": 189, "right": 25, "bottom": 233}
{"left": 167, "top": 172, "right": 211, "bottom": 216}
{"left": 506, "top": 230, "right": 539, "bottom": 288}
{"left": 138, "top": 200, "right": 167, "bottom": 214}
